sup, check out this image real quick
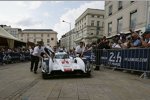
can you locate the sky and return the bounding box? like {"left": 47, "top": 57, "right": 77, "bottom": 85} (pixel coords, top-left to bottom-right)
{"left": 0, "top": 1, "right": 104, "bottom": 40}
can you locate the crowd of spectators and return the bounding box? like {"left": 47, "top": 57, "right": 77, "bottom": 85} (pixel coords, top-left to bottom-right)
{"left": 94, "top": 29, "right": 150, "bottom": 50}
{"left": 0, "top": 47, "right": 31, "bottom": 64}
{"left": 78, "top": 29, "right": 150, "bottom": 51}
{"left": 0, "top": 47, "right": 30, "bottom": 53}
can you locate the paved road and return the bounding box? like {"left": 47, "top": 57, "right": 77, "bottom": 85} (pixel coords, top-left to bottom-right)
{"left": 0, "top": 62, "right": 150, "bottom": 100}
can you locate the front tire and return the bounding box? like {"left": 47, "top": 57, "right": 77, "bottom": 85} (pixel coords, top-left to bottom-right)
{"left": 42, "top": 73, "right": 48, "bottom": 79}
{"left": 85, "top": 61, "right": 92, "bottom": 77}
{"left": 86, "top": 71, "right": 91, "bottom": 77}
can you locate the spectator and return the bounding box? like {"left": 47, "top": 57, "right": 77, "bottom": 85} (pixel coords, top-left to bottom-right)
{"left": 112, "top": 35, "right": 121, "bottom": 49}
{"left": 62, "top": 46, "right": 67, "bottom": 52}
{"left": 94, "top": 38, "right": 102, "bottom": 70}
{"left": 120, "top": 34, "right": 130, "bottom": 49}
{"left": 141, "top": 32, "right": 150, "bottom": 48}
{"left": 69, "top": 49, "right": 76, "bottom": 57}
{"left": 130, "top": 33, "right": 142, "bottom": 48}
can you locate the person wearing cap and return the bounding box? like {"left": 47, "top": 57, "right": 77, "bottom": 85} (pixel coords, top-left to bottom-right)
{"left": 75, "top": 41, "right": 85, "bottom": 57}
{"left": 31, "top": 41, "right": 44, "bottom": 74}
{"left": 130, "top": 33, "right": 142, "bottom": 48}
{"left": 141, "top": 32, "right": 150, "bottom": 47}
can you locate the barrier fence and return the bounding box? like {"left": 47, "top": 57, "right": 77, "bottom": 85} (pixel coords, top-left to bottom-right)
{"left": 94, "top": 48, "right": 150, "bottom": 73}
{"left": 0, "top": 52, "right": 31, "bottom": 65}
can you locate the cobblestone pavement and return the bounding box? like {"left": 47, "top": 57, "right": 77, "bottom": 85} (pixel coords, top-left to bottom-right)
{"left": 0, "top": 62, "right": 150, "bottom": 100}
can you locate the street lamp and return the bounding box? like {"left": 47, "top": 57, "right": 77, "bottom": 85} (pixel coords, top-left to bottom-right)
{"left": 62, "top": 20, "right": 71, "bottom": 50}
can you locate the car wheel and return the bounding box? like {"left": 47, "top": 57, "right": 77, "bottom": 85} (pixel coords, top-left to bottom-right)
{"left": 86, "top": 61, "right": 91, "bottom": 72}
{"left": 86, "top": 72, "right": 91, "bottom": 77}
{"left": 42, "top": 73, "right": 48, "bottom": 79}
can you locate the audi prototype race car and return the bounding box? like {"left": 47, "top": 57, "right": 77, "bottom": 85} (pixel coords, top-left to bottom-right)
{"left": 41, "top": 50, "right": 92, "bottom": 79}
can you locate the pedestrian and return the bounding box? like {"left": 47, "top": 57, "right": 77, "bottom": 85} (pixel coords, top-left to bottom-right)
{"left": 30, "top": 41, "right": 44, "bottom": 74}
{"left": 94, "top": 38, "right": 102, "bottom": 70}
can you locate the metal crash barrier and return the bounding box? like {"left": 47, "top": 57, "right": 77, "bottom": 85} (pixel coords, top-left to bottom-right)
{"left": 94, "top": 48, "right": 150, "bottom": 78}
{"left": 0, "top": 52, "right": 31, "bottom": 65}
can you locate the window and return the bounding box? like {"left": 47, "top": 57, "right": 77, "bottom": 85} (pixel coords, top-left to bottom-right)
{"left": 34, "top": 39, "right": 36, "bottom": 43}
{"left": 47, "top": 34, "right": 49, "bottom": 37}
{"left": 97, "top": 15, "right": 100, "bottom": 18}
{"left": 96, "top": 31, "right": 99, "bottom": 35}
{"left": 131, "top": 1, "right": 134, "bottom": 3}
{"left": 97, "top": 21, "right": 100, "bottom": 27}
{"left": 21, "top": 34, "right": 23, "bottom": 37}
{"left": 51, "top": 38, "right": 54, "bottom": 41}
{"left": 102, "top": 22, "right": 104, "bottom": 27}
{"left": 41, "top": 34, "right": 43, "bottom": 37}
{"left": 27, "top": 34, "right": 29, "bottom": 37}
{"left": 108, "top": 22, "right": 112, "bottom": 36}
{"left": 130, "top": 10, "right": 137, "bottom": 30}
{"left": 117, "top": 17, "right": 123, "bottom": 34}
{"left": 91, "top": 15, "right": 94, "bottom": 18}
{"left": 91, "top": 20, "right": 94, "bottom": 26}
{"left": 100, "top": 15, "right": 104, "bottom": 18}
{"left": 118, "top": 1, "right": 123, "bottom": 10}
{"left": 109, "top": 5, "right": 112, "bottom": 16}
{"left": 47, "top": 39, "right": 50, "bottom": 43}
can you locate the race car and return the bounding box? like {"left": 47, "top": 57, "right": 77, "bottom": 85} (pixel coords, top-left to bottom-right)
{"left": 41, "top": 51, "right": 92, "bottom": 79}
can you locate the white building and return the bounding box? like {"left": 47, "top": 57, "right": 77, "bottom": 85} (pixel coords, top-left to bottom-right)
{"left": 105, "top": 1, "right": 148, "bottom": 38}
{"left": 75, "top": 8, "right": 105, "bottom": 45}
{"left": 0, "top": 25, "right": 22, "bottom": 38}
{"left": 19, "top": 29, "right": 57, "bottom": 48}
{"left": 60, "top": 28, "right": 76, "bottom": 50}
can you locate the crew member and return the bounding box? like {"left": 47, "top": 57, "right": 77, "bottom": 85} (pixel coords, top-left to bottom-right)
{"left": 75, "top": 41, "right": 85, "bottom": 57}
{"left": 31, "top": 41, "right": 44, "bottom": 74}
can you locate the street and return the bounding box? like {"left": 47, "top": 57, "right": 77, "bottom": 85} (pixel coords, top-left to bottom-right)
{"left": 0, "top": 62, "right": 150, "bottom": 100}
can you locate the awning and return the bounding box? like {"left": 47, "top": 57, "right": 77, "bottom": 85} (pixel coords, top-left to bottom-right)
{"left": 0, "top": 26, "right": 26, "bottom": 43}
{"left": 106, "top": 34, "right": 117, "bottom": 39}
{"left": 106, "top": 27, "right": 146, "bottom": 39}
{"left": 122, "top": 27, "right": 145, "bottom": 34}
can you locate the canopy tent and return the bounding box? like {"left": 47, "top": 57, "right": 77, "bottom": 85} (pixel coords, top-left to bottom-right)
{"left": 0, "top": 26, "right": 26, "bottom": 48}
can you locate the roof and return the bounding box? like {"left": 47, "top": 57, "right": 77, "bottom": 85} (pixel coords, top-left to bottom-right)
{"left": 75, "top": 8, "right": 104, "bottom": 23}
{"left": 23, "top": 29, "right": 53, "bottom": 31}
{"left": 0, "top": 26, "right": 25, "bottom": 43}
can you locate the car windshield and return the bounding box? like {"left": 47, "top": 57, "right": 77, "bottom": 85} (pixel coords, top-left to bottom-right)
{"left": 55, "top": 54, "right": 69, "bottom": 59}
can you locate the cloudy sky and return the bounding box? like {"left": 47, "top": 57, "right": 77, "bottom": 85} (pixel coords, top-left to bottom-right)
{"left": 0, "top": 1, "right": 104, "bottom": 40}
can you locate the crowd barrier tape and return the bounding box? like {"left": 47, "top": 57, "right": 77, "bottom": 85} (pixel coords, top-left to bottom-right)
{"left": 97, "top": 48, "right": 150, "bottom": 72}
{"left": 0, "top": 52, "right": 31, "bottom": 64}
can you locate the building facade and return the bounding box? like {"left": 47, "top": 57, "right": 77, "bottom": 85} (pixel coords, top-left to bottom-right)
{"left": 75, "top": 8, "right": 105, "bottom": 45}
{"left": 60, "top": 28, "right": 76, "bottom": 50}
{"left": 19, "top": 29, "right": 57, "bottom": 47}
{"left": 105, "top": 1, "right": 148, "bottom": 38}
{"left": 0, "top": 25, "right": 22, "bottom": 38}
